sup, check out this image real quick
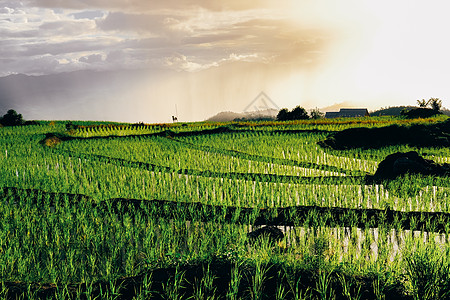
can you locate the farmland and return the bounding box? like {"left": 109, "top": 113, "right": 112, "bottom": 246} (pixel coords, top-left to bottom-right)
{"left": 1, "top": 116, "right": 450, "bottom": 299}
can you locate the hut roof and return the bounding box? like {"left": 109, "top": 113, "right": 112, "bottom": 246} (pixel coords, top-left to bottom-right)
{"left": 338, "top": 108, "right": 369, "bottom": 117}
{"left": 325, "top": 108, "right": 369, "bottom": 118}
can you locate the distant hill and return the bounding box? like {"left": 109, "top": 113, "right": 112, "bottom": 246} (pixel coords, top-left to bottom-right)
{"left": 0, "top": 69, "right": 170, "bottom": 122}
{"left": 207, "top": 105, "right": 450, "bottom": 122}
{"left": 371, "top": 106, "right": 450, "bottom": 117}
{"left": 206, "top": 109, "right": 278, "bottom": 122}
{"left": 370, "top": 106, "right": 416, "bottom": 116}
{"left": 320, "top": 101, "right": 356, "bottom": 112}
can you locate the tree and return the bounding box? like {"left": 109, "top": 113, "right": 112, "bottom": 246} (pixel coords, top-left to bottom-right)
{"left": 429, "top": 98, "right": 442, "bottom": 111}
{"left": 0, "top": 109, "right": 24, "bottom": 126}
{"left": 290, "top": 106, "right": 309, "bottom": 120}
{"left": 417, "top": 99, "right": 430, "bottom": 108}
{"left": 277, "top": 106, "right": 309, "bottom": 121}
{"left": 310, "top": 108, "right": 324, "bottom": 119}
{"left": 276, "top": 108, "right": 289, "bottom": 121}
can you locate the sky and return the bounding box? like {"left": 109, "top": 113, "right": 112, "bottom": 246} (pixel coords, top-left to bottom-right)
{"left": 1, "top": 0, "right": 450, "bottom": 122}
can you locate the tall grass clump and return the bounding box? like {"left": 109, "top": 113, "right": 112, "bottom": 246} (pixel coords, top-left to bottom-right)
{"left": 405, "top": 243, "right": 450, "bottom": 300}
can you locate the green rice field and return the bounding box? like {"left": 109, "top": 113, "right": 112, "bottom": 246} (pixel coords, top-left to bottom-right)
{"left": 1, "top": 116, "right": 449, "bottom": 299}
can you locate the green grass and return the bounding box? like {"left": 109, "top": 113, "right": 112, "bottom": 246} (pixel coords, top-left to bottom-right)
{"left": 0, "top": 117, "right": 449, "bottom": 298}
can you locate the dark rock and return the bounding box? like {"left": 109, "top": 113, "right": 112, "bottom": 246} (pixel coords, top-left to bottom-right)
{"left": 319, "top": 119, "right": 450, "bottom": 150}
{"left": 247, "top": 226, "right": 284, "bottom": 243}
{"left": 374, "top": 151, "right": 450, "bottom": 179}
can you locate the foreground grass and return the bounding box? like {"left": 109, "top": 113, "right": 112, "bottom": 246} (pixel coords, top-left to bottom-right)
{"left": 1, "top": 187, "right": 450, "bottom": 299}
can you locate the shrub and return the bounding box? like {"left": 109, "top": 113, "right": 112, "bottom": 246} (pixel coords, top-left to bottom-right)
{"left": 43, "top": 135, "right": 62, "bottom": 147}
{"left": 24, "top": 120, "right": 39, "bottom": 126}
{"left": 65, "top": 122, "right": 78, "bottom": 131}
{"left": 310, "top": 108, "right": 324, "bottom": 119}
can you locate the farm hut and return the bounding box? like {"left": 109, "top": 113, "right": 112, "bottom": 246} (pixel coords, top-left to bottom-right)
{"left": 325, "top": 112, "right": 341, "bottom": 118}
{"left": 325, "top": 108, "right": 370, "bottom": 118}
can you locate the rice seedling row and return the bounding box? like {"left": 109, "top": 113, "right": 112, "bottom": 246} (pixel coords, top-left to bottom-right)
{"left": 53, "top": 135, "right": 343, "bottom": 178}
{"left": 4, "top": 186, "right": 450, "bottom": 236}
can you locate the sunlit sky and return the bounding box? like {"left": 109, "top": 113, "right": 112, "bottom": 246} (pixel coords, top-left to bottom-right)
{"left": 1, "top": 0, "right": 450, "bottom": 122}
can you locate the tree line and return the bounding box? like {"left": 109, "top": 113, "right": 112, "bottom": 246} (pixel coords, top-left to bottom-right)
{"left": 276, "top": 106, "right": 324, "bottom": 121}
{"left": 0, "top": 109, "right": 39, "bottom": 126}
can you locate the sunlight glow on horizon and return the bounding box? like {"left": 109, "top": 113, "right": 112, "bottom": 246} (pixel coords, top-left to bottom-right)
{"left": 273, "top": 0, "right": 450, "bottom": 112}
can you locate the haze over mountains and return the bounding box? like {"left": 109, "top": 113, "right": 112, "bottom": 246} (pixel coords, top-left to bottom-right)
{"left": 1, "top": 62, "right": 350, "bottom": 124}
{"left": 206, "top": 109, "right": 279, "bottom": 122}
{"left": 0, "top": 61, "right": 309, "bottom": 123}
{"left": 2, "top": 69, "right": 449, "bottom": 124}
{"left": 0, "top": 69, "right": 369, "bottom": 124}
{"left": 0, "top": 70, "right": 163, "bottom": 122}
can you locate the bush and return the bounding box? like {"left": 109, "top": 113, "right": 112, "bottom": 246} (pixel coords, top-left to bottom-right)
{"left": 42, "top": 134, "right": 62, "bottom": 147}
{"left": 65, "top": 122, "right": 78, "bottom": 131}
{"left": 310, "top": 108, "right": 324, "bottom": 119}
{"left": 24, "top": 120, "right": 39, "bottom": 126}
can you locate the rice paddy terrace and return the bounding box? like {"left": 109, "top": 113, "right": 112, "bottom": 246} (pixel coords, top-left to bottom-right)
{"left": 1, "top": 116, "right": 450, "bottom": 299}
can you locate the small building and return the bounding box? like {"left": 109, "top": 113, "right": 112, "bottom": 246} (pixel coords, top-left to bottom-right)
{"left": 324, "top": 112, "right": 341, "bottom": 118}
{"left": 325, "top": 108, "right": 370, "bottom": 118}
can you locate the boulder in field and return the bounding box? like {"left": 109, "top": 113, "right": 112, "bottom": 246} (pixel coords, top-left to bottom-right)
{"left": 319, "top": 119, "right": 450, "bottom": 150}
{"left": 374, "top": 151, "right": 450, "bottom": 179}
{"left": 247, "top": 226, "right": 284, "bottom": 244}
